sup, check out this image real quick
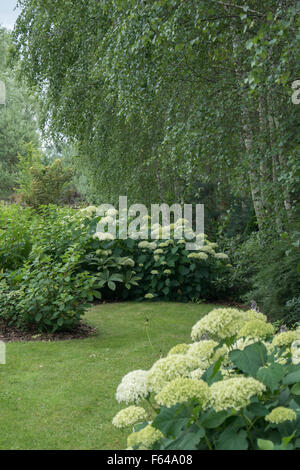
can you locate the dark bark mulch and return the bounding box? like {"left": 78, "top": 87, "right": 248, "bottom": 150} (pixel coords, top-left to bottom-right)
{"left": 0, "top": 319, "right": 98, "bottom": 343}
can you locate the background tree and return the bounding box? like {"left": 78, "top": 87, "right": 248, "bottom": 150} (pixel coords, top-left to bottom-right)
{"left": 16, "top": 143, "right": 74, "bottom": 208}
{"left": 0, "top": 26, "right": 40, "bottom": 199}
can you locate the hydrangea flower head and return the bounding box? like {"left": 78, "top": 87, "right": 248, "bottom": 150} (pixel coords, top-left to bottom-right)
{"left": 112, "top": 406, "right": 147, "bottom": 428}
{"left": 191, "top": 308, "right": 246, "bottom": 341}
{"left": 214, "top": 253, "right": 229, "bottom": 260}
{"left": 147, "top": 354, "right": 197, "bottom": 393}
{"left": 93, "top": 232, "right": 115, "bottom": 241}
{"left": 168, "top": 343, "right": 190, "bottom": 356}
{"left": 244, "top": 310, "right": 268, "bottom": 323}
{"left": 106, "top": 208, "right": 118, "bottom": 217}
{"left": 116, "top": 370, "right": 149, "bottom": 404}
{"left": 272, "top": 331, "right": 300, "bottom": 348}
{"left": 187, "top": 252, "right": 208, "bottom": 261}
{"left": 80, "top": 206, "right": 98, "bottom": 215}
{"left": 265, "top": 407, "right": 297, "bottom": 424}
{"left": 190, "top": 368, "right": 205, "bottom": 380}
{"left": 237, "top": 319, "right": 274, "bottom": 340}
{"left": 127, "top": 425, "right": 163, "bottom": 450}
{"left": 210, "top": 377, "right": 266, "bottom": 412}
{"left": 188, "top": 340, "right": 220, "bottom": 368}
{"left": 155, "top": 378, "right": 211, "bottom": 408}
{"left": 291, "top": 340, "right": 300, "bottom": 365}
{"left": 232, "top": 337, "right": 256, "bottom": 351}
{"left": 199, "top": 245, "right": 215, "bottom": 255}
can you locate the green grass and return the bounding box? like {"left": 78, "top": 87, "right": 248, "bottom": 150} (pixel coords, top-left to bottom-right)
{"left": 0, "top": 301, "right": 217, "bottom": 450}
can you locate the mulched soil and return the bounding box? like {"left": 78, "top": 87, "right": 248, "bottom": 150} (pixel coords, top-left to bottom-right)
{"left": 0, "top": 319, "right": 98, "bottom": 343}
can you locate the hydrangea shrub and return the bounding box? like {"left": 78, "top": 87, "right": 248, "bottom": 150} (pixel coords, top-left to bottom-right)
{"left": 0, "top": 204, "right": 233, "bottom": 331}
{"left": 113, "top": 308, "right": 300, "bottom": 450}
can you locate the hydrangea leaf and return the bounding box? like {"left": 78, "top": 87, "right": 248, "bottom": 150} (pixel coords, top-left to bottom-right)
{"left": 164, "top": 426, "right": 205, "bottom": 450}
{"left": 283, "top": 366, "right": 300, "bottom": 385}
{"left": 199, "top": 409, "right": 228, "bottom": 429}
{"left": 257, "top": 363, "right": 286, "bottom": 392}
{"left": 216, "top": 429, "right": 248, "bottom": 450}
{"left": 257, "top": 438, "right": 274, "bottom": 450}
{"left": 229, "top": 342, "right": 267, "bottom": 377}
{"left": 291, "top": 383, "right": 300, "bottom": 395}
{"left": 201, "top": 357, "right": 223, "bottom": 385}
{"left": 152, "top": 405, "right": 190, "bottom": 438}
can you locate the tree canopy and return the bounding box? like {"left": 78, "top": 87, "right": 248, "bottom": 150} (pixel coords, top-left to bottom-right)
{"left": 12, "top": 0, "right": 300, "bottom": 234}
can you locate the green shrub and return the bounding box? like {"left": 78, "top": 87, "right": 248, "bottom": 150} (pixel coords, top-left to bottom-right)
{"left": 0, "top": 204, "right": 233, "bottom": 331}
{"left": 284, "top": 297, "right": 300, "bottom": 327}
{"left": 245, "top": 231, "right": 300, "bottom": 324}
{"left": 0, "top": 246, "right": 101, "bottom": 332}
{"left": 0, "top": 203, "right": 37, "bottom": 270}
{"left": 218, "top": 233, "right": 262, "bottom": 300}
{"left": 113, "top": 307, "right": 300, "bottom": 450}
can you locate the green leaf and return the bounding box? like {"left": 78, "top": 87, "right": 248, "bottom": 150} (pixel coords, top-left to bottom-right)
{"left": 201, "top": 358, "right": 223, "bottom": 385}
{"left": 257, "top": 438, "right": 274, "bottom": 450}
{"left": 200, "top": 409, "right": 228, "bottom": 429}
{"left": 35, "top": 313, "right": 42, "bottom": 322}
{"left": 291, "top": 383, "right": 300, "bottom": 395}
{"left": 152, "top": 405, "right": 190, "bottom": 438}
{"left": 107, "top": 281, "right": 116, "bottom": 291}
{"left": 282, "top": 432, "right": 295, "bottom": 448}
{"left": 257, "top": 363, "right": 285, "bottom": 392}
{"left": 92, "top": 290, "right": 102, "bottom": 299}
{"left": 164, "top": 427, "right": 204, "bottom": 450}
{"left": 229, "top": 342, "right": 267, "bottom": 377}
{"left": 109, "top": 273, "right": 123, "bottom": 282}
{"left": 216, "top": 429, "right": 248, "bottom": 450}
{"left": 247, "top": 402, "right": 268, "bottom": 417}
{"left": 283, "top": 366, "right": 300, "bottom": 385}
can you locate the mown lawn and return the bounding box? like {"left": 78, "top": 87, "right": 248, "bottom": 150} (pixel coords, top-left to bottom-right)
{"left": 0, "top": 301, "right": 217, "bottom": 450}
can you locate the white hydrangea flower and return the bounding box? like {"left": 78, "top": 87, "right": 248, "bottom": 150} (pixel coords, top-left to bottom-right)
{"left": 155, "top": 378, "right": 211, "bottom": 408}
{"left": 93, "top": 232, "right": 115, "bottom": 241}
{"left": 112, "top": 406, "right": 147, "bottom": 428}
{"left": 291, "top": 340, "right": 300, "bottom": 365}
{"left": 214, "top": 253, "right": 229, "bottom": 260}
{"left": 99, "top": 215, "right": 115, "bottom": 225}
{"left": 199, "top": 245, "right": 215, "bottom": 255}
{"left": 191, "top": 308, "right": 246, "bottom": 341}
{"left": 80, "top": 205, "right": 97, "bottom": 214}
{"left": 210, "top": 377, "right": 266, "bottom": 412}
{"left": 231, "top": 337, "right": 256, "bottom": 351}
{"left": 147, "top": 354, "right": 198, "bottom": 393}
{"left": 187, "top": 340, "right": 219, "bottom": 369}
{"left": 243, "top": 310, "right": 268, "bottom": 323}
{"left": 190, "top": 368, "right": 205, "bottom": 380}
{"left": 106, "top": 208, "right": 118, "bottom": 217}
{"left": 116, "top": 370, "right": 149, "bottom": 404}
{"left": 187, "top": 252, "right": 208, "bottom": 261}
